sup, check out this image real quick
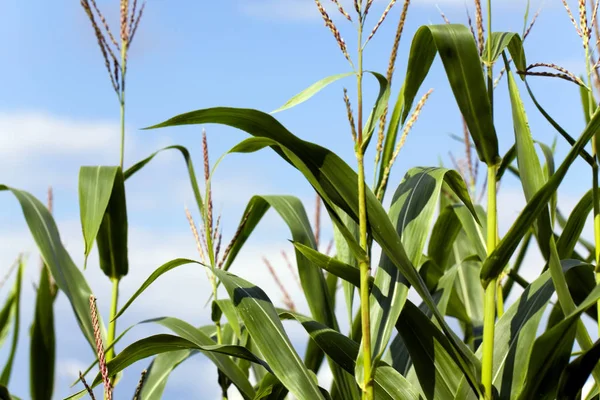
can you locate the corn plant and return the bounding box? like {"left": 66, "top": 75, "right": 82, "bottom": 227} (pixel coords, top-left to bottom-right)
{"left": 6, "top": 0, "right": 600, "bottom": 399}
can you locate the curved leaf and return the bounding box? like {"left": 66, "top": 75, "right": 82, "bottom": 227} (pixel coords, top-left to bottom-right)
{"left": 213, "top": 268, "right": 325, "bottom": 399}
{"left": 292, "top": 242, "right": 362, "bottom": 288}
{"left": 70, "top": 334, "right": 258, "bottom": 400}
{"left": 362, "top": 72, "right": 390, "bottom": 148}
{"left": 279, "top": 311, "right": 421, "bottom": 400}
{"left": 402, "top": 24, "right": 498, "bottom": 164}
{"left": 0, "top": 186, "right": 100, "bottom": 350}
{"left": 113, "top": 258, "right": 199, "bottom": 321}
{"left": 486, "top": 32, "right": 525, "bottom": 70}
{"left": 139, "top": 350, "right": 195, "bottom": 400}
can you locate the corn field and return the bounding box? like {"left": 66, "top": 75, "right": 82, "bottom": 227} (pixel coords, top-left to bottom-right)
{"left": 4, "top": 0, "right": 600, "bottom": 399}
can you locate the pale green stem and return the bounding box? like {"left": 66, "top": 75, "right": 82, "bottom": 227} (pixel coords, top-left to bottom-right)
{"left": 356, "top": 15, "right": 374, "bottom": 400}
{"left": 106, "top": 277, "right": 119, "bottom": 363}
{"left": 481, "top": 2, "right": 498, "bottom": 397}
{"left": 481, "top": 166, "right": 497, "bottom": 400}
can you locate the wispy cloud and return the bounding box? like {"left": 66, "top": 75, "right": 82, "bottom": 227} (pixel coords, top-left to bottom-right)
{"left": 0, "top": 112, "right": 120, "bottom": 158}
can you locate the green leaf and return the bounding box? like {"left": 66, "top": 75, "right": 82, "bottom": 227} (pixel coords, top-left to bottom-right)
{"left": 279, "top": 311, "right": 421, "bottom": 400}
{"left": 376, "top": 82, "right": 405, "bottom": 198}
{"left": 482, "top": 104, "right": 600, "bottom": 285}
{"left": 215, "top": 299, "right": 242, "bottom": 339}
{"left": 0, "top": 258, "right": 23, "bottom": 385}
{"left": 505, "top": 62, "right": 553, "bottom": 259}
{"left": 147, "top": 317, "right": 261, "bottom": 398}
{"left": 30, "top": 265, "right": 56, "bottom": 400}
{"left": 272, "top": 72, "right": 354, "bottom": 113}
{"left": 96, "top": 168, "right": 128, "bottom": 279}
{"left": 556, "top": 190, "right": 593, "bottom": 259}
{"left": 78, "top": 166, "right": 130, "bottom": 279}
{"left": 332, "top": 208, "right": 359, "bottom": 328}
{"left": 485, "top": 32, "right": 526, "bottom": 70}
{"left": 113, "top": 258, "right": 199, "bottom": 321}
{"left": 518, "top": 277, "right": 600, "bottom": 399}
{"left": 396, "top": 300, "right": 464, "bottom": 399}
{"left": 139, "top": 350, "right": 195, "bottom": 400}
{"left": 69, "top": 334, "right": 257, "bottom": 400}
{"left": 145, "top": 107, "right": 482, "bottom": 397}
{"left": 213, "top": 268, "right": 325, "bottom": 400}
{"left": 557, "top": 339, "right": 600, "bottom": 399}
{"left": 78, "top": 166, "right": 116, "bottom": 261}
{"left": 292, "top": 242, "right": 362, "bottom": 288}
{"left": 362, "top": 72, "right": 390, "bottom": 149}
{"left": 402, "top": 24, "right": 499, "bottom": 164}
{"left": 0, "top": 294, "right": 14, "bottom": 350}
{"left": 0, "top": 185, "right": 100, "bottom": 350}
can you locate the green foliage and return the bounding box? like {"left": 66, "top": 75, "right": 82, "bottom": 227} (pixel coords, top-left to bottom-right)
{"left": 6, "top": 2, "right": 600, "bottom": 399}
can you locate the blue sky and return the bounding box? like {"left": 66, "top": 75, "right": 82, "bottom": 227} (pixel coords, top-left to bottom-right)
{"left": 0, "top": 0, "right": 596, "bottom": 398}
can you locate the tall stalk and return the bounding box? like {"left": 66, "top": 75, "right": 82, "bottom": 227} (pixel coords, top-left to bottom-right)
{"left": 105, "top": 2, "right": 129, "bottom": 372}
{"left": 481, "top": 1, "right": 497, "bottom": 398}
{"left": 356, "top": 15, "right": 374, "bottom": 400}
{"left": 482, "top": 167, "right": 497, "bottom": 399}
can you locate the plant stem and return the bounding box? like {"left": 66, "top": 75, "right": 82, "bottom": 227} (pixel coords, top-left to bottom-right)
{"left": 480, "top": 3, "right": 498, "bottom": 398}
{"left": 106, "top": 277, "right": 119, "bottom": 364}
{"left": 356, "top": 14, "right": 373, "bottom": 400}
{"left": 482, "top": 166, "right": 497, "bottom": 400}
{"left": 581, "top": 11, "right": 600, "bottom": 358}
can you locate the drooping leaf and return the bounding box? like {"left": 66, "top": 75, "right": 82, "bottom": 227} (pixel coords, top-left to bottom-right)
{"left": 95, "top": 168, "right": 128, "bottom": 279}
{"left": 505, "top": 60, "right": 552, "bottom": 260}
{"left": 292, "top": 242, "right": 362, "bottom": 288}
{"left": 402, "top": 24, "right": 499, "bottom": 165}
{"left": 113, "top": 258, "right": 199, "bottom": 321}
{"left": 362, "top": 72, "right": 390, "bottom": 148}
{"left": 0, "top": 185, "right": 100, "bottom": 350}
{"left": 485, "top": 32, "right": 526, "bottom": 70}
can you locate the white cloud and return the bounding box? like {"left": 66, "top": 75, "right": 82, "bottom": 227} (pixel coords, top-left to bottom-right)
{"left": 0, "top": 111, "right": 120, "bottom": 158}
